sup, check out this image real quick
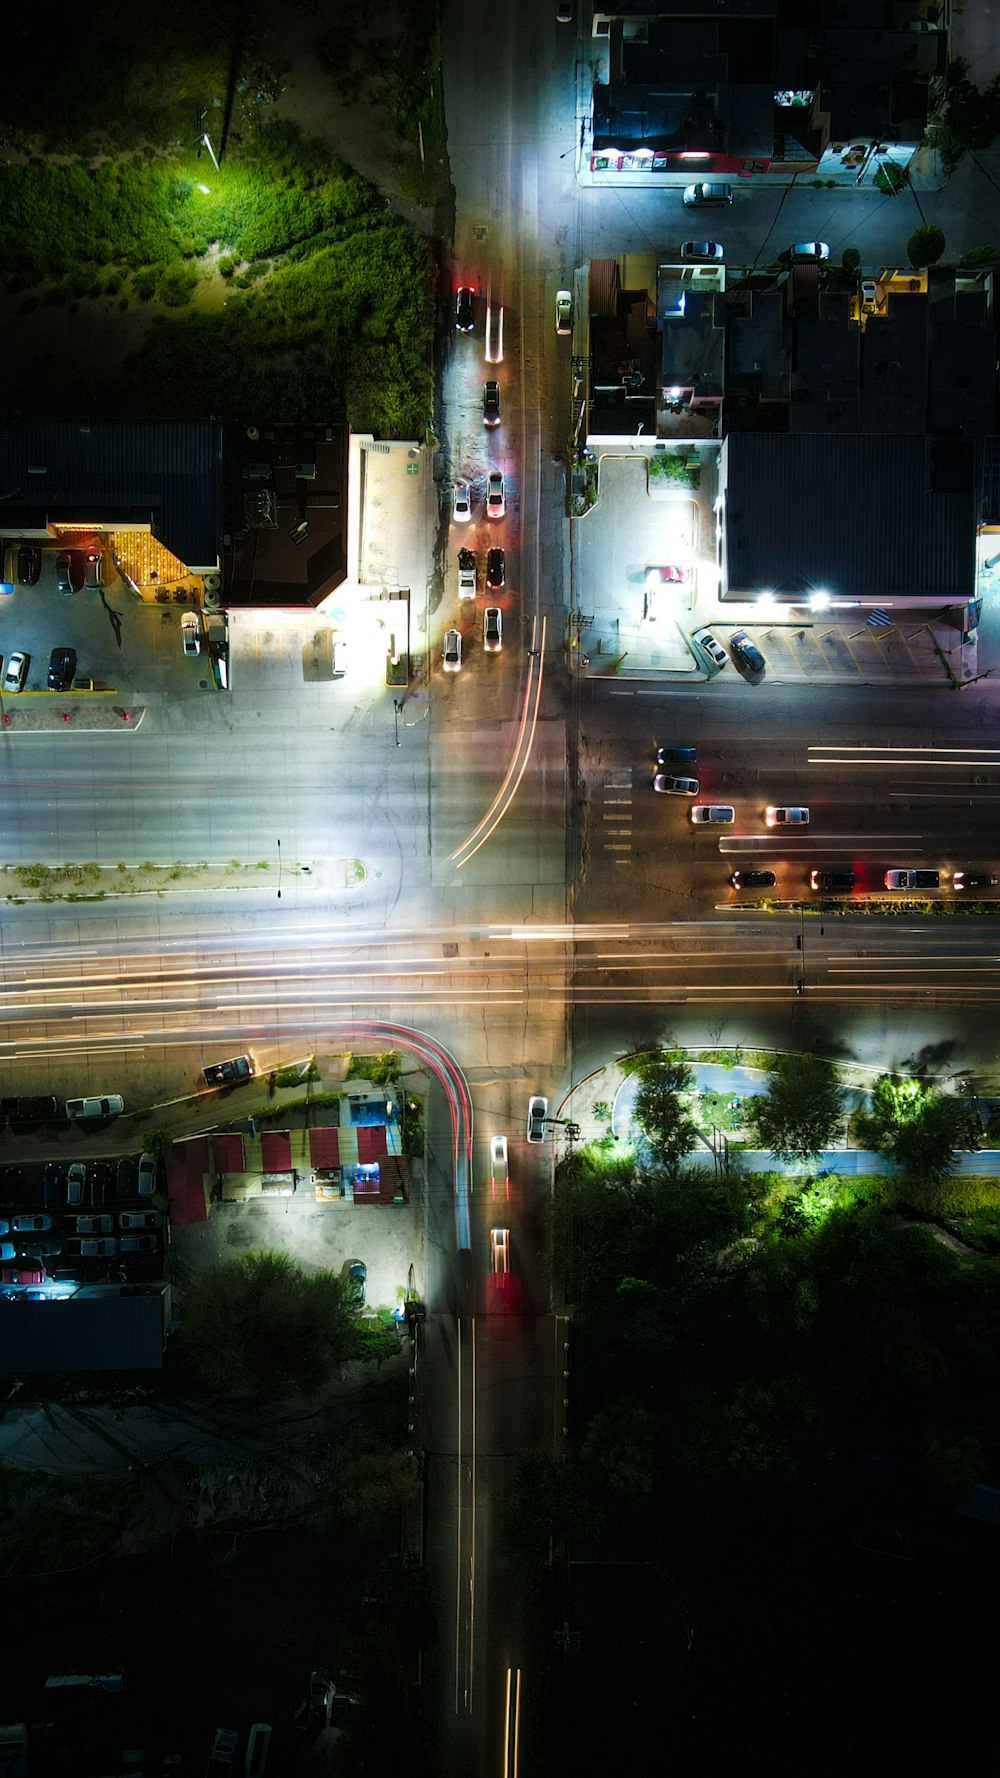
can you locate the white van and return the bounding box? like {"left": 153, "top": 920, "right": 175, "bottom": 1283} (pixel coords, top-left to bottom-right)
{"left": 245, "top": 1722, "right": 271, "bottom": 1776}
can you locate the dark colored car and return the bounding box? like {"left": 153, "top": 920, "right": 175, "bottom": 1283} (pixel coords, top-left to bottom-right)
{"left": 729, "top": 630, "right": 765, "bottom": 673}
{"left": 455, "top": 286, "right": 475, "bottom": 331}
{"left": 656, "top": 745, "right": 697, "bottom": 766}
{"left": 87, "top": 1162, "right": 113, "bottom": 1200}
{"left": 0, "top": 1167, "right": 28, "bottom": 1203}
{"left": 730, "top": 870, "right": 776, "bottom": 889}
{"left": 14, "top": 1096, "right": 59, "bottom": 1123}
{"left": 486, "top": 547, "right": 505, "bottom": 590}
{"left": 17, "top": 544, "right": 41, "bottom": 585}
{"left": 348, "top": 1261, "right": 367, "bottom": 1305}
{"left": 953, "top": 870, "right": 998, "bottom": 890}
{"left": 47, "top": 647, "right": 77, "bottom": 691}
{"left": 55, "top": 550, "right": 84, "bottom": 595}
{"left": 116, "top": 1156, "right": 137, "bottom": 1196}
{"left": 203, "top": 1055, "right": 255, "bottom": 1086}
{"left": 810, "top": 870, "right": 856, "bottom": 892}
{"left": 43, "top": 1162, "right": 67, "bottom": 1204}
{"left": 885, "top": 868, "right": 940, "bottom": 890}
{"left": 17, "top": 1238, "right": 62, "bottom": 1261}
{"left": 483, "top": 379, "right": 501, "bottom": 426}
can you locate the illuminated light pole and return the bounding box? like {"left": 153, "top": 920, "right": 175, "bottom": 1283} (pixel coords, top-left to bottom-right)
{"left": 276, "top": 837, "right": 283, "bottom": 901}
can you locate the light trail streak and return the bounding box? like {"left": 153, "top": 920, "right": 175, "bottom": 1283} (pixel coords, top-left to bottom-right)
{"left": 450, "top": 615, "right": 546, "bottom": 869}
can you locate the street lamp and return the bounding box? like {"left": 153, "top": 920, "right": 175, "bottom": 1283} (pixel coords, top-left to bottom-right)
{"left": 393, "top": 699, "right": 402, "bottom": 747}
{"left": 276, "top": 838, "right": 283, "bottom": 901}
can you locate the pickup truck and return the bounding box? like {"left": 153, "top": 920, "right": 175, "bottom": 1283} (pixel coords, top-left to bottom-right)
{"left": 458, "top": 548, "right": 476, "bottom": 599}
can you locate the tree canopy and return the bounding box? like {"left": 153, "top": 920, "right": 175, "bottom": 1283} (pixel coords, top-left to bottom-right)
{"left": 857, "top": 1075, "right": 970, "bottom": 1180}
{"left": 749, "top": 1053, "right": 845, "bottom": 1161}
{"left": 182, "top": 1249, "right": 361, "bottom": 1397}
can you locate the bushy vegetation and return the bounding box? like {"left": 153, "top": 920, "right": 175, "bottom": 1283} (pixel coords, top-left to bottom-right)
{"left": 928, "top": 57, "right": 1000, "bottom": 173}
{"left": 907, "top": 223, "right": 946, "bottom": 268}
{"left": 748, "top": 1053, "right": 845, "bottom": 1162}
{"left": 181, "top": 1250, "right": 362, "bottom": 1397}
{"left": 1, "top": 121, "right": 436, "bottom": 437}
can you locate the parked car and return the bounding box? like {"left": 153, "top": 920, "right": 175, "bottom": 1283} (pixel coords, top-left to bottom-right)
{"left": 17, "top": 544, "right": 41, "bottom": 585}
{"left": 0, "top": 1165, "right": 26, "bottom": 1199}
{"left": 308, "top": 1672, "right": 334, "bottom": 1729}
{"left": 88, "top": 1161, "right": 113, "bottom": 1198}
{"left": 66, "top": 1095, "right": 124, "bottom": 1119}
{"left": 810, "top": 870, "right": 855, "bottom": 892}
{"left": 486, "top": 471, "right": 506, "bottom": 518}
{"left": 15, "top": 1096, "right": 58, "bottom": 1122}
{"left": 555, "top": 289, "right": 572, "bottom": 333}
{"left": 483, "top": 606, "right": 503, "bottom": 653}
{"left": 654, "top": 774, "right": 699, "bottom": 795}
{"left": 245, "top": 1723, "right": 272, "bottom": 1778}
{"left": 657, "top": 745, "right": 697, "bottom": 766}
{"left": 485, "top": 547, "right": 505, "bottom": 590}
{"left": 11, "top": 1214, "right": 52, "bottom": 1234}
{"left": 729, "top": 630, "right": 765, "bottom": 673}
{"left": 116, "top": 1156, "right": 137, "bottom": 1195}
{"left": 84, "top": 546, "right": 104, "bottom": 589}
{"left": 483, "top": 379, "right": 501, "bottom": 426}
{"left": 453, "top": 480, "right": 472, "bottom": 523}
{"left": 682, "top": 181, "right": 733, "bottom": 206}
{"left": 18, "top": 1238, "right": 62, "bottom": 1260}
{"left": 455, "top": 286, "right": 476, "bottom": 331}
{"left": 490, "top": 1135, "right": 509, "bottom": 1200}
{"left": 860, "top": 277, "right": 879, "bottom": 313}
{"left": 490, "top": 1226, "right": 510, "bottom": 1276}
{"left": 66, "top": 1163, "right": 86, "bottom": 1205}
{"left": 75, "top": 1238, "right": 117, "bottom": 1258}
{"left": 1, "top": 1262, "right": 45, "bottom": 1287}
{"left": 526, "top": 1094, "right": 548, "bottom": 1141}
{"left": 69, "top": 1214, "right": 114, "bottom": 1236}
{"left": 953, "top": 870, "right": 997, "bottom": 889}
{"left": 203, "top": 1056, "right": 254, "bottom": 1086}
{"left": 137, "top": 1153, "right": 157, "bottom": 1196}
{"left": 690, "top": 804, "right": 735, "bottom": 824}
{"left": 207, "top": 1728, "right": 239, "bottom": 1771}
{"left": 691, "top": 627, "right": 728, "bottom": 671}
{"left": 790, "top": 240, "right": 830, "bottom": 261}
{"left": 120, "top": 1234, "right": 158, "bottom": 1253}
{"left": 55, "top": 550, "right": 84, "bottom": 595}
{"left": 3, "top": 651, "right": 29, "bottom": 692}
{"left": 181, "top": 612, "right": 201, "bottom": 656}
{"left": 885, "top": 868, "right": 940, "bottom": 890}
{"left": 0, "top": 1243, "right": 16, "bottom": 1263}
{"left": 43, "top": 1162, "right": 66, "bottom": 1200}
{"left": 120, "top": 1208, "right": 163, "bottom": 1231}
{"left": 730, "top": 869, "right": 776, "bottom": 889}
{"left": 766, "top": 806, "right": 810, "bottom": 826}
{"left": 681, "top": 241, "right": 724, "bottom": 261}
{"left": 458, "top": 547, "right": 477, "bottom": 598}
{"left": 47, "top": 647, "right": 77, "bottom": 691}
{"left": 443, "top": 628, "right": 463, "bottom": 673}
{"left": 348, "top": 1260, "right": 367, "bottom": 1305}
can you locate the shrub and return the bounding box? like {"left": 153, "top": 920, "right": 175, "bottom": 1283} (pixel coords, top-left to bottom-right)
{"left": 907, "top": 223, "right": 945, "bottom": 268}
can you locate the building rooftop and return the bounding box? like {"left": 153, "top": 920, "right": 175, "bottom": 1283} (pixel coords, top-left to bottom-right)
{"left": 223, "top": 420, "right": 348, "bottom": 608}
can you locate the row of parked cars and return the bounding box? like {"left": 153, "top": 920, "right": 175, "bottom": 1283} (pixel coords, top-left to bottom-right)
{"left": 0, "top": 646, "right": 78, "bottom": 692}
{"left": 6, "top": 541, "right": 106, "bottom": 592}
{"left": 729, "top": 867, "right": 997, "bottom": 892}
{"left": 0, "top": 1092, "right": 124, "bottom": 1125}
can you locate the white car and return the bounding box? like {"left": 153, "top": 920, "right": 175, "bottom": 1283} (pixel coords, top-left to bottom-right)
{"left": 490, "top": 1226, "right": 510, "bottom": 1275}
{"left": 137, "top": 1152, "right": 157, "bottom": 1196}
{"left": 443, "top": 628, "right": 462, "bottom": 673}
{"left": 766, "top": 806, "right": 810, "bottom": 826}
{"left": 791, "top": 241, "right": 829, "bottom": 261}
{"left": 690, "top": 805, "right": 735, "bottom": 824}
{"left": 555, "top": 290, "right": 572, "bottom": 334}
{"left": 181, "top": 613, "right": 201, "bottom": 656}
{"left": 3, "top": 651, "right": 29, "bottom": 692}
{"left": 486, "top": 471, "right": 506, "bottom": 519}
{"left": 490, "top": 1135, "right": 508, "bottom": 1200}
{"left": 860, "top": 277, "right": 879, "bottom": 313}
{"left": 526, "top": 1094, "right": 548, "bottom": 1141}
{"left": 653, "top": 774, "right": 699, "bottom": 795}
{"left": 483, "top": 606, "right": 502, "bottom": 652}
{"left": 65, "top": 1095, "right": 124, "bottom": 1119}
{"left": 680, "top": 241, "right": 724, "bottom": 262}
{"left": 691, "top": 627, "right": 728, "bottom": 672}
{"left": 66, "top": 1162, "right": 86, "bottom": 1205}
{"left": 453, "top": 481, "right": 472, "bottom": 523}
{"left": 885, "top": 868, "right": 940, "bottom": 890}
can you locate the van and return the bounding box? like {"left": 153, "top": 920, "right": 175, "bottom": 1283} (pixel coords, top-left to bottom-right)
{"left": 682, "top": 182, "right": 733, "bottom": 207}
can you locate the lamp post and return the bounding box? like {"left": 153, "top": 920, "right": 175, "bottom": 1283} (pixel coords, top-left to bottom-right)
{"left": 276, "top": 838, "right": 283, "bottom": 901}
{"left": 393, "top": 699, "right": 402, "bottom": 747}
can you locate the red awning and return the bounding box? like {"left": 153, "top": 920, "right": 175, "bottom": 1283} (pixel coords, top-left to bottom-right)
{"left": 260, "top": 1130, "right": 292, "bottom": 1170}
{"left": 213, "top": 1134, "right": 245, "bottom": 1173}
{"left": 309, "top": 1127, "right": 340, "bottom": 1168}
{"left": 357, "top": 1125, "right": 387, "bottom": 1163}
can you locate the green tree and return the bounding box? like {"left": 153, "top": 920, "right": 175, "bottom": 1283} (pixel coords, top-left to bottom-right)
{"left": 141, "top": 1125, "right": 174, "bottom": 1159}
{"left": 858, "top": 1075, "right": 969, "bottom": 1179}
{"left": 583, "top": 1400, "right": 656, "bottom": 1496}
{"left": 334, "top": 1447, "right": 421, "bottom": 1539}
{"left": 633, "top": 1071, "right": 699, "bottom": 1174}
{"left": 749, "top": 1054, "right": 844, "bottom": 1162}
{"left": 182, "top": 1250, "right": 359, "bottom": 1397}
{"left": 907, "top": 224, "right": 945, "bottom": 268}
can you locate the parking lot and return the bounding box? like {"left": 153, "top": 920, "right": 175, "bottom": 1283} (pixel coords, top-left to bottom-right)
{"left": 0, "top": 539, "right": 212, "bottom": 711}
{"left": 0, "top": 1130, "right": 166, "bottom": 1293}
